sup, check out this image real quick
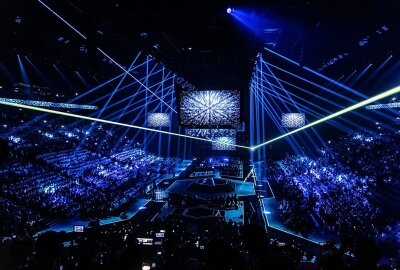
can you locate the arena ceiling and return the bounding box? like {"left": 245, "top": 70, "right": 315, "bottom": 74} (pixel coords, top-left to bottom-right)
{"left": 0, "top": 0, "right": 399, "bottom": 92}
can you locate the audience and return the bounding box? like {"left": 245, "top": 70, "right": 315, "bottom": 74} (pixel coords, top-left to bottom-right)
{"left": 0, "top": 112, "right": 180, "bottom": 230}
{"left": 0, "top": 106, "right": 399, "bottom": 269}
{"left": 266, "top": 116, "right": 400, "bottom": 260}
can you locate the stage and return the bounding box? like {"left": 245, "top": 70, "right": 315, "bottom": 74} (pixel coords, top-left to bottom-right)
{"left": 34, "top": 160, "right": 193, "bottom": 236}
{"left": 262, "top": 198, "right": 340, "bottom": 245}
{"left": 34, "top": 198, "right": 149, "bottom": 236}
{"left": 165, "top": 178, "right": 256, "bottom": 199}
{"left": 251, "top": 161, "right": 340, "bottom": 245}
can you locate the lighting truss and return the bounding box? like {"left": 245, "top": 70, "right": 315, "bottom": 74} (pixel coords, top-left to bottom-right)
{"left": 365, "top": 102, "right": 400, "bottom": 110}
{"left": 282, "top": 113, "right": 305, "bottom": 128}
{"left": 179, "top": 90, "right": 240, "bottom": 126}
{"left": 147, "top": 113, "right": 171, "bottom": 128}
{"left": 0, "top": 98, "right": 98, "bottom": 110}
{"left": 185, "top": 129, "right": 236, "bottom": 140}
{"left": 0, "top": 101, "right": 251, "bottom": 150}
{"left": 212, "top": 137, "right": 236, "bottom": 151}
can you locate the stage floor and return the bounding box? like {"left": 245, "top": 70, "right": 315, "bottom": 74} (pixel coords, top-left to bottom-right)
{"left": 251, "top": 161, "right": 339, "bottom": 245}
{"left": 35, "top": 198, "right": 149, "bottom": 236}
{"left": 34, "top": 160, "right": 193, "bottom": 236}
{"left": 225, "top": 202, "right": 244, "bottom": 224}
{"left": 262, "top": 198, "right": 340, "bottom": 245}
{"left": 165, "top": 178, "right": 255, "bottom": 199}
{"left": 145, "top": 159, "right": 193, "bottom": 194}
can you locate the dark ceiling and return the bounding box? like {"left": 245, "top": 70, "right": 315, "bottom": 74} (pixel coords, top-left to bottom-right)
{"left": 1, "top": 0, "right": 399, "bottom": 91}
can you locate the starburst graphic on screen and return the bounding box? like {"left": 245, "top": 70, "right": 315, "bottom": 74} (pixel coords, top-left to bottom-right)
{"left": 147, "top": 113, "right": 171, "bottom": 128}
{"left": 282, "top": 113, "right": 305, "bottom": 128}
{"left": 212, "top": 137, "right": 236, "bottom": 151}
{"left": 179, "top": 90, "right": 240, "bottom": 126}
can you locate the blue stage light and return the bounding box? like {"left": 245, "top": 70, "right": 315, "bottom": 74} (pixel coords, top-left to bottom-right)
{"left": 253, "top": 84, "right": 400, "bottom": 150}
{"left": 227, "top": 7, "right": 233, "bottom": 14}
{"left": 0, "top": 101, "right": 251, "bottom": 150}
{"left": 37, "top": 0, "right": 177, "bottom": 113}
{"left": 0, "top": 98, "right": 98, "bottom": 110}
{"left": 365, "top": 102, "right": 400, "bottom": 110}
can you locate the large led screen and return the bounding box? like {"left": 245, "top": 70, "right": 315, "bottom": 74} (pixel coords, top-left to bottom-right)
{"left": 178, "top": 90, "right": 240, "bottom": 127}
{"left": 147, "top": 113, "right": 171, "bottom": 128}
{"left": 212, "top": 137, "right": 236, "bottom": 151}
{"left": 185, "top": 129, "right": 236, "bottom": 140}
{"left": 282, "top": 113, "right": 305, "bottom": 128}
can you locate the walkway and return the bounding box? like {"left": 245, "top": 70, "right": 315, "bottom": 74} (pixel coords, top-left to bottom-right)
{"left": 252, "top": 161, "right": 339, "bottom": 245}
{"left": 35, "top": 198, "right": 149, "bottom": 236}
{"left": 35, "top": 160, "right": 192, "bottom": 236}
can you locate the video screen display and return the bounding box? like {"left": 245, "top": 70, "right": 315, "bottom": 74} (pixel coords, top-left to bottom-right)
{"left": 185, "top": 128, "right": 236, "bottom": 140}
{"left": 178, "top": 90, "right": 240, "bottom": 127}
{"left": 147, "top": 113, "right": 171, "bottom": 128}
{"left": 212, "top": 136, "right": 236, "bottom": 151}
{"left": 282, "top": 113, "right": 305, "bottom": 128}
{"left": 73, "top": 225, "right": 84, "bottom": 233}
{"left": 137, "top": 238, "right": 154, "bottom": 246}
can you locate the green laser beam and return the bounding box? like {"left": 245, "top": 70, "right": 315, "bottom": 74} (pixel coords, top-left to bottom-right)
{"left": 2, "top": 85, "right": 399, "bottom": 152}
{"left": 0, "top": 101, "right": 251, "bottom": 150}
{"left": 252, "top": 85, "right": 400, "bottom": 150}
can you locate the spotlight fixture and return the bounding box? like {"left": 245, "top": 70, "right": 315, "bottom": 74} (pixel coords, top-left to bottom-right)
{"left": 226, "top": 7, "right": 233, "bottom": 14}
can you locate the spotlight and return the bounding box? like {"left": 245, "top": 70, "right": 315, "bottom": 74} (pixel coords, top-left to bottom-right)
{"left": 226, "top": 7, "right": 233, "bottom": 14}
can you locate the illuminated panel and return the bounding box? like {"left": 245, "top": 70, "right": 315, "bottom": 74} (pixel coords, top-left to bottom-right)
{"left": 0, "top": 98, "right": 98, "bottom": 110}
{"left": 253, "top": 85, "right": 400, "bottom": 150}
{"left": 212, "top": 137, "right": 236, "bottom": 151}
{"left": 0, "top": 100, "right": 251, "bottom": 149}
{"left": 185, "top": 129, "right": 236, "bottom": 140}
{"left": 282, "top": 113, "right": 305, "bottom": 128}
{"left": 365, "top": 102, "right": 400, "bottom": 110}
{"left": 147, "top": 113, "right": 171, "bottom": 128}
{"left": 179, "top": 90, "right": 240, "bottom": 127}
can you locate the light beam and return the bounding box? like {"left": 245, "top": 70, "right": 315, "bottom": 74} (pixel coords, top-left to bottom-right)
{"left": 253, "top": 85, "right": 400, "bottom": 150}
{"left": 37, "top": 0, "right": 177, "bottom": 113}
{"left": 0, "top": 101, "right": 251, "bottom": 150}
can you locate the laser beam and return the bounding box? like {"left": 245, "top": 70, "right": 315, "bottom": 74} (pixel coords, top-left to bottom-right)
{"left": 37, "top": 0, "right": 177, "bottom": 113}
{"left": 252, "top": 85, "right": 400, "bottom": 150}
{"left": 0, "top": 101, "right": 251, "bottom": 150}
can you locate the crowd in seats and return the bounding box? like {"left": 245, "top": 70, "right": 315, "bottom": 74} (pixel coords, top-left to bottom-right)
{"left": 0, "top": 216, "right": 393, "bottom": 270}
{"left": 327, "top": 125, "right": 400, "bottom": 187}
{"left": 0, "top": 111, "right": 180, "bottom": 234}
{"left": 270, "top": 155, "right": 377, "bottom": 237}
{"left": 0, "top": 198, "right": 44, "bottom": 235}
{"left": 266, "top": 117, "right": 400, "bottom": 255}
